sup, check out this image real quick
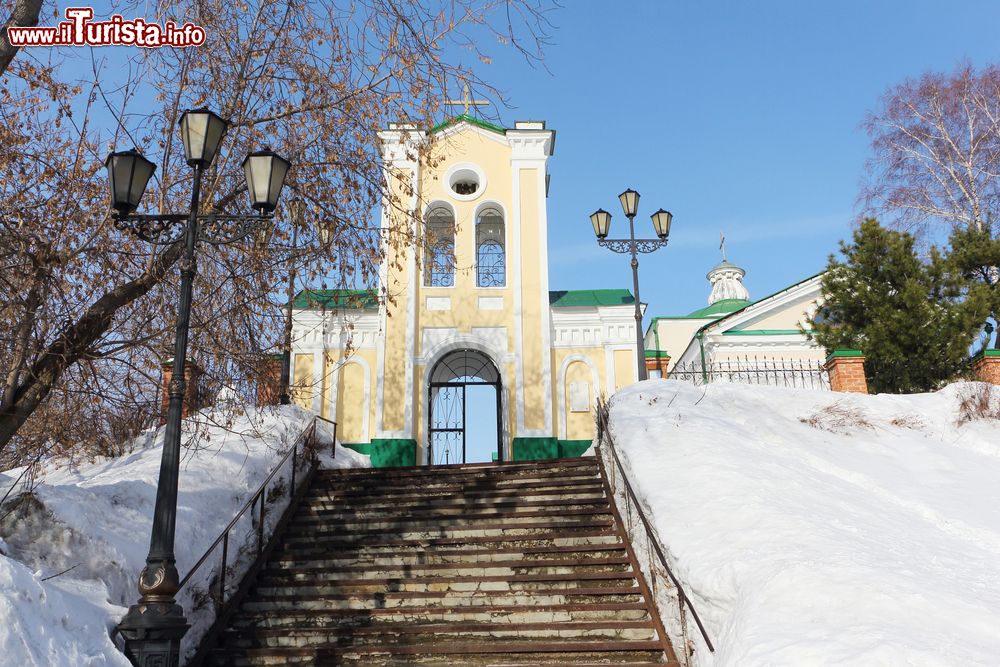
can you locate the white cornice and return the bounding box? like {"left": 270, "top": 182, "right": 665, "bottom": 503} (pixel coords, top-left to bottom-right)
{"left": 507, "top": 129, "right": 554, "bottom": 159}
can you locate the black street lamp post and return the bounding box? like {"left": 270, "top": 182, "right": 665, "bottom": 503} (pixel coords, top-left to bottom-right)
{"left": 109, "top": 108, "right": 290, "bottom": 666}
{"left": 277, "top": 201, "right": 305, "bottom": 406}
{"left": 590, "top": 189, "right": 672, "bottom": 382}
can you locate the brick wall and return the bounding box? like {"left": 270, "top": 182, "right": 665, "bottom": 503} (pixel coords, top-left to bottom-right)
{"left": 256, "top": 355, "right": 284, "bottom": 406}
{"left": 824, "top": 350, "right": 868, "bottom": 394}
{"left": 645, "top": 354, "right": 670, "bottom": 378}
{"left": 972, "top": 351, "right": 1000, "bottom": 385}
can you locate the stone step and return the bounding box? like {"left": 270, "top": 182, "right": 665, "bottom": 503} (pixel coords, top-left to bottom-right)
{"left": 269, "top": 542, "right": 629, "bottom": 569}
{"left": 313, "top": 471, "right": 601, "bottom": 495}
{"left": 214, "top": 641, "right": 667, "bottom": 666}
{"left": 253, "top": 571, "right": 638, "bottom": 597}
{"left": 229, "top": 603, "right": 652, "bottom": 628}
{"left": 274, "top": 531, "right": 623, "bottom": 555}
{"left": 298, "top": 497, "right": 610, "bottom": 517}
{"left": 312, "top": 479, "right": 603, "bottom": 495}
{"left": 282, "top": 519, "right": 617, "bottom": 544}
{"left": 306, "top": 482, "right": 605, "bottom": 504}
{"left": 241, "top": 587, "right": 645, "bottom": 611}
{"left": 223, "top": 621, "right": 657, "bottom": 649}
{"left": 306, "top": 480, "right": 604, "bottom": 504}
{"left": 265, "top": 557, "right": 632, "bottom": 580}
{"left": 288, "top": 507, "right": 612, "bottom": 531}
{"left": 315, "top": 458, "right": 598, "bottom": 483}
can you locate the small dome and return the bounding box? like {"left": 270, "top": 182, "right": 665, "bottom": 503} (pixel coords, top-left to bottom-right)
{"left": 706, "top": 258, "right": 749, "bottom": 305}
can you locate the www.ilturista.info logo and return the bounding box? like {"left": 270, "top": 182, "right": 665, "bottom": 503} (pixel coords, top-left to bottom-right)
{"left": 7, "top": 7, "right": 205, "bottom": 48}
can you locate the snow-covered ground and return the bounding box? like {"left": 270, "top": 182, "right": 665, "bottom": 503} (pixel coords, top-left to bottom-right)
{"left": 606, "top": 380, "right": 1000, "bottom": 666}
{"left": 0, "top": 405, "right": 369, "bottom": 666}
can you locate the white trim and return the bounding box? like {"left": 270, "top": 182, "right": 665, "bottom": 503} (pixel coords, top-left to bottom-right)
{"left": 444, "top": 162, "right": 487, "bottom": 202}
{"left": 510, "top": 162, "right": 526, "bottom": 436}
{"left": 535, "top": 165, "right": 553, "bottom": 433}
{"left": 432, "top": 121, "right": 509, "bottom": 147}
{"left": 556, "top": 354, "right": 600, "bottom": 439}
{"left": 478, "top": 296, "right": 504, "bottom": 310}
{"left": 604, "top": 345, "right": 616, "bottom": 394}
{"left": 311, "top": 350, "right": 323, "bottom": 413}
{"left": 426, "top": 296, "right": 451, "bottom": 311}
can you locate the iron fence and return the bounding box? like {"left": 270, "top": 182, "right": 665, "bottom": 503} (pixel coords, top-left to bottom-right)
{"left": 668, "top": 355, "right": 830, "bottom": 390}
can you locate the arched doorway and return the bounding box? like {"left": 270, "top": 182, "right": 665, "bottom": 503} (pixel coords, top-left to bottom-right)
{"left": 428, "top": 349, "right": 503, "bottom": 465}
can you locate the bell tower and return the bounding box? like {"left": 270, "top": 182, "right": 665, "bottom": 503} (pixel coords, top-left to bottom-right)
{"left": 376, "top": 116, "right": 556, "bottom": 464}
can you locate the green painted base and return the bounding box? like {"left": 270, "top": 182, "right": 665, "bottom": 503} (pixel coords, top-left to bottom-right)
{"left": 558, "top": 440, "right": 593, "bottom": 457}
{"left": 342, "top": 439, "right": 417, "bottom": 467}
{"left": 512, "top": 437, "right": 593, "bottom": 461}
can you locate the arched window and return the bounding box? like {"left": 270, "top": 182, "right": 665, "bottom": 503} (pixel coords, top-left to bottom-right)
{"left": 424, "top": 206, "right": 455, "bottom": 287}
{"left": 476, "top": 207, "right": 505, "bottom": 287}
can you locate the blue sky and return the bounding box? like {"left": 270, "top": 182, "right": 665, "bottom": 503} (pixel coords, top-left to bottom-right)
{"left": 467, "top": 0, "right": 1000, "bottom": 318}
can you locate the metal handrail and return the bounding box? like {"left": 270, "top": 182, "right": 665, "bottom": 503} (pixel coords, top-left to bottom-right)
{"left": 595, "top": 399, "right": 715, "bottom": 655}
{"left": 177, "top": 414, "right": 334, "bottom": 603}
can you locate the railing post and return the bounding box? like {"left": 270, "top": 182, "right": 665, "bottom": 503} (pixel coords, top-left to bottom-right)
{"left": 257, "top": 490, "right": 265, "bottom": 556}
{"left": 291, "top": 443, "right": 298, "bottom": 492}
{"left": 218, "top": 532, "right": 229, "bottom": 613}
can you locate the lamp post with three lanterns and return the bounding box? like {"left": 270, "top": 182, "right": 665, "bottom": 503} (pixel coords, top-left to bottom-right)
{"left": 108, "top": 107, "right": 290, "bottom": 666}
{"left": 590, "top": 189, "right": 672, "bottom": 382}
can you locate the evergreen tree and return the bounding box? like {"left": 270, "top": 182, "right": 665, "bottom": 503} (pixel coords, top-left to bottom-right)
{"left": 948, "top": 224, "right": 1000, "bottom": 349}
{"left": 810, "top": 219, "right": 987, "bottom": 393}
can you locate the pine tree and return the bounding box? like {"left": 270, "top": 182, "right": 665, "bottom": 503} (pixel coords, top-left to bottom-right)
{"left": 948, "top": 224, "right": 1000, "bottom": 349}
{"left": 810, "top": 219, "right": 987, "bottom": 393}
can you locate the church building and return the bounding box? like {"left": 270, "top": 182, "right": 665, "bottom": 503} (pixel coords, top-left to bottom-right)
{"left": 644, "top": 256, "right": 826, "bottom": 381}
{"left": 291, "top": 115, "right": 644, "bottom": 467}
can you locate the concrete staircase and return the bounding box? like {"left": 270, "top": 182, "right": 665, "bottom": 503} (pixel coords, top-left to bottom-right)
{"left": 203, "top": 456, "right": 677, "bottom": 666}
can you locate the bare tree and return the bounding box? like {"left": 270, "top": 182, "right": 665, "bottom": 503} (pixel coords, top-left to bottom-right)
{"left": 862, "top": 63, "right": 1000, "bottom": 238}
{"left": 0, "top": 0, "right": 44, "bottom": 75}
{"left": 0, "top": 0, "right": 555, "bottom": 464}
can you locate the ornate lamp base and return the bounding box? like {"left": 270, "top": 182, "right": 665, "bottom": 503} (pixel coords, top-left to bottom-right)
{"left": 117, "top": 561, "right": 190, "bottom": 667}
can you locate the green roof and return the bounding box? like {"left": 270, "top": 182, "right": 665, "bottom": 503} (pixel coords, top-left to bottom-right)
{"left": 293, "top": 289, "right": 378, "bottom": 310}
{"left": 430, "top": 114, "right": 506, "bottom": 136}
{"left": 549, "top": 289, "right": 634, "bottom": 308}
{"left": 685, "top": 298, "right": 750, "bottom": 318}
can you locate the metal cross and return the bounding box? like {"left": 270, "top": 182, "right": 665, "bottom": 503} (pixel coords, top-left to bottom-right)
{"left": 445, "top": 82, "right": 490, "bottom": 115}
{"left": 720, "top": 231, "right": 726, "bottom": 260}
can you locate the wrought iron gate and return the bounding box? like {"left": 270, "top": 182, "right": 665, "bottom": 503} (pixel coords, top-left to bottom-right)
{"left": 427, "top": 349, "right": 503, "bottom": 465}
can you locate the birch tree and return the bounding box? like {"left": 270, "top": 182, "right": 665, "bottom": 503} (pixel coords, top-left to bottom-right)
{"left": 862, "top": 63, "right": 1000, "bottom": 237}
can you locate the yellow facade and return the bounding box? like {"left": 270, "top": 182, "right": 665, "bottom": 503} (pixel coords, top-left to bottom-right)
{"left": 291, "top": 117, "right": 640, "bottom": 466}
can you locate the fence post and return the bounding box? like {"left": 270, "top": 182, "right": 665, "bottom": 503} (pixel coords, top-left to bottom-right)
{"left": 824, "top": 350, "right": 869, "bottom": 394}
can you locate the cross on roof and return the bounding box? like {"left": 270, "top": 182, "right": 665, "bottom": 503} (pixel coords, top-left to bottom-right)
{"left": 720, "top": 231, "right": 726, "bottom": 261}
{"left": 445, "top": 82, "right": 490, "bottom": 115}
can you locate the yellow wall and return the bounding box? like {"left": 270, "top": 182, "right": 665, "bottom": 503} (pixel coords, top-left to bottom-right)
{"left": 291, "top": 353, "right": 314, "bottom": 409}
{"left": 614, "top": 349, "right": 636, "bottom": 391}
{"left": 323, "top": 350, "right": 378, "bottom": 443}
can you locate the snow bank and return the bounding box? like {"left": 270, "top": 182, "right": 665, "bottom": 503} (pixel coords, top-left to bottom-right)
{"left": 607, "top": 380, "right": 1000, "bottom": 666}
{"left": 0, "top": 405, "right": 369, "bottom": 666}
